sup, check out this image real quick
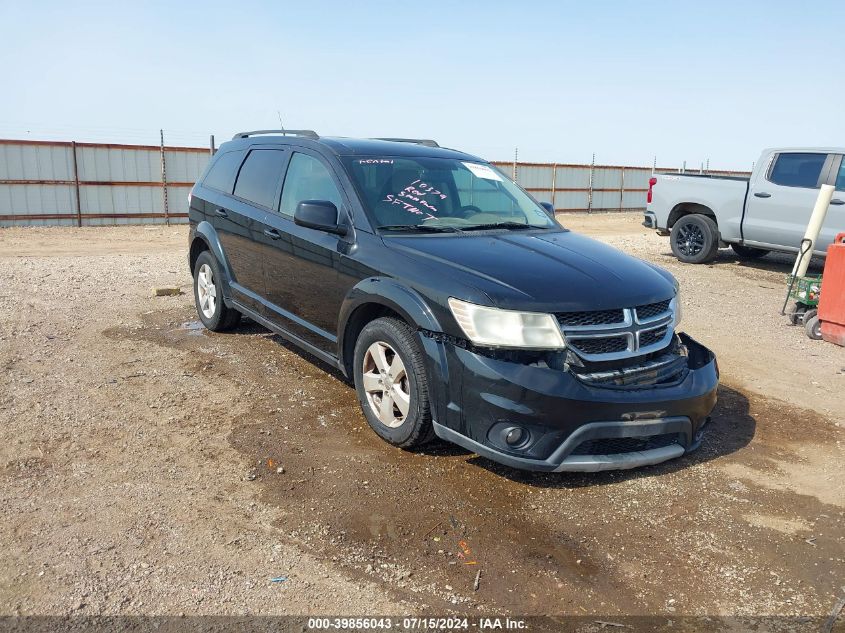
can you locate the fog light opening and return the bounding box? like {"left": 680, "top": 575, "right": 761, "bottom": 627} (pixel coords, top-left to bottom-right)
{"left": 502, "top": 426, "right": 530, "bottom": 448}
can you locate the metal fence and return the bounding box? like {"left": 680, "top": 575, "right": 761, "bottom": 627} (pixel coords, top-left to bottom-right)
{"left": 0, "top": 138, "right": 210, "bottom": 227}
{"left": 490, "top": 161, "right": 750, "bottom": 214}
{"left": 0, "top": 138, "right": 750, "bottom": 227}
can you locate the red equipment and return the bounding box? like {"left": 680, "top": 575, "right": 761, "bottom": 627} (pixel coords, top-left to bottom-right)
{"left": 817, "top": 232, "right": 845, "bottom": 347}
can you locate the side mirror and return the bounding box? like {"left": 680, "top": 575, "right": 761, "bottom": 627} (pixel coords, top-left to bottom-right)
{"left": 540, "top": 202, "right": 556, "bottom": 217}
{"left": 294, "top": 200, "right": 347, "bottom": 235}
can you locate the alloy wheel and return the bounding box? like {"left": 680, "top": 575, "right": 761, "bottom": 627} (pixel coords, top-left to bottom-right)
{"left": 196, "top": 263, "right": 217, "bottom": 319}
{"left": 676, "top": 222, "right": 705, "bottom": 257}
{"left": 361, "top": 341, "right": 410, "bottom": 428}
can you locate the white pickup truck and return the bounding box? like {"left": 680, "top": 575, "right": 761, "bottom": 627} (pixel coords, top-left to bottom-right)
{"left": 643, "top": 147, "right": 845, "bottom": 263}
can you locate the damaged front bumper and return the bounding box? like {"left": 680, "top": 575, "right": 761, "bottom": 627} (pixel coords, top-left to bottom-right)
{"left": 424, "top": 333, "right": 718, "bottom": 472}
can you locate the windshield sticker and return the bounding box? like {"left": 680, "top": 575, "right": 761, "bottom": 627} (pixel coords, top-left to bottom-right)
{"left": 462, "top": 162, "right": 502, "bottom": 181}
{"left": 357, "top": 158, "right": 394, "bottom": 164}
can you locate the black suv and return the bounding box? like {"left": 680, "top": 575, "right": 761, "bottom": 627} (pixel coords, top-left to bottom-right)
{"left": 188, "top": 130, "right": 718, "bottom": 472}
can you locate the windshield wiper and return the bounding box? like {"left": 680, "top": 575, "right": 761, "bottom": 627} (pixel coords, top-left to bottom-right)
{"left": 460, "top": 221, "right": 541, "bottom": 231}
{"left": 378, "top": 224, "right": 462, "bottom": 233}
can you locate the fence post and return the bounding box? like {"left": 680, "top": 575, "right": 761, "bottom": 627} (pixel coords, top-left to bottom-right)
{"left": 512, "top": 147, "right": 518, "bottom": 180}
{"left": 550, "top": 163, "right": 557, "bottom": 212}
{"left": 619, "top": 167, "right": 625, "bottom": 212}
{"left": 587, "top": 153, "right": 595, "bottom": 213}
{"left": 71, "top": 141, "right": 82, "bottom": 227}
{"left": 210, "top": 134, "right": 216, "bottom": 156}
{"left": 160, "top": 129, "right": 170, "bottom": 226}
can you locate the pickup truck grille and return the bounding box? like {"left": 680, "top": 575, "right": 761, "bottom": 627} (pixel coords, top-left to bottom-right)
{"left": 557, "top": 298, "right": 676, "bottom": 362}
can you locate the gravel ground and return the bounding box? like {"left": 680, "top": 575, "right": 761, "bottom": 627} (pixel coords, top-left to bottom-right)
{"left": 0, "top": 218, "right": 842, "bottom": 624}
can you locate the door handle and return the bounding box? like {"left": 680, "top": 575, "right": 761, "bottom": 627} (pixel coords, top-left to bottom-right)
{"left": 830, "top": 198, "right": 845, "bottom": 205}
{"left": 263, "top": 228, "right": 281, "bottom": 240}
{"left": 215, "top": 208, "right": 228, "bottom": 217}
{"left": 754, "top": 192, "right": 771, "bottom": 198}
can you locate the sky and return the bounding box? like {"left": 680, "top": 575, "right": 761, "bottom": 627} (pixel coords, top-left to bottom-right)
{"left": 1, "top": 0, "right": 843, "bottom": 170}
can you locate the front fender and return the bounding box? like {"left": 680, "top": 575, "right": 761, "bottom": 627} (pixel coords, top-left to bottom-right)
{"left": 338, "top": 277, "right": 443, "bottom": 340}
{"left": 337, "top": 278, "right": 451, "bottom": 420}
{"left": 191, "top": 221, "right": 234, "bottom": 302}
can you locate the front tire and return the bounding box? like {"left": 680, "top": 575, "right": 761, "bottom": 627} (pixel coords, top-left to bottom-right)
{"left": 731, "top": 244, "right": 770, "bottom": 260}
{"left": 353, "top": 317, "right": 434, "bottom": 448}
{"left": 670, "top": 214, "right": 719, "bottom": 264}
{"left": 193, "top": 250, "right": 241, "bottom": 332}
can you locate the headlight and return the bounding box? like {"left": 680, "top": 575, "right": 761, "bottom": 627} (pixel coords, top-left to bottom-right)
{"left": 673, "top": 290, "right": 682, "bottom": 328}
{"left": 448, "top": 298, "right": 566, "bottom": 349}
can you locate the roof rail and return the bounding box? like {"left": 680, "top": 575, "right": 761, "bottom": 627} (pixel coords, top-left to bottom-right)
{"left": 232, "top": 129, "right": 319, "bottom": 140}
{"left": 374, "top": 137, "right": 440, "bottom": 148}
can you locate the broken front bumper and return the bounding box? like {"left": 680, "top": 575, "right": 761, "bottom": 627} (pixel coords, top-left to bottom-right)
{"left": 425, "top": 334, "right": 718, "bottom": 472}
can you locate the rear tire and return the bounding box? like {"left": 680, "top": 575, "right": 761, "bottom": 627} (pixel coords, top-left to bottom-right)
{"left": 193, "top": 250, "right": 241, "bottom": 332}
{"left": 353, "top": 317, "right": 435, "bottom": 448}
{"left": 731, "top": 244, "right": 770, "bottom": 260}
{"left": 670, "top": 214, "right": 719, "bottom": 264}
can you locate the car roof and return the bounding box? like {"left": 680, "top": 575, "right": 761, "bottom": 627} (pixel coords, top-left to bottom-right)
{"left": 219, "top": 135, "right": 483, "bottom": 161}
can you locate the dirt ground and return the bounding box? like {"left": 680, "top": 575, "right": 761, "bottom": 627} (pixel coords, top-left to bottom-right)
{"left": 0, "top": 216, "right": 843, "bottom": 625}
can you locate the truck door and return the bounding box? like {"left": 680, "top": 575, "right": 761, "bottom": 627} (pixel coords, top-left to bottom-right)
{"left": 743, "top": 152, "right": 834, "bottom": 252}
{"left": 822, "top": 155, "right": 845, "bottom": 254}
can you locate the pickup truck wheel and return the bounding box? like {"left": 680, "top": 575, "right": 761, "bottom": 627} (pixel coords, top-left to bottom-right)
{"left": 193, "top": 251, "right": 241, "bottom": 332}
{"left": 670, "top": 214, "right": 719, "bottom": 264}
{"left": 731, "top": 244, "right": 770, "bottom": 260}
{"left": 353, "top": 317, "right": 435, "bottom": 448}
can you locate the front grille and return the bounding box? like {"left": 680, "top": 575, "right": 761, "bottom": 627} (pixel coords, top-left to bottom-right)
{"left": 557, "top": 309, "right": 625, "bottom": 327}
{"left": 569, "top": 336, "right": 628, "bottom": 355}
{"left": 557, "top": 298, "right": 674, "bottom": 361}
{"left": 636, "top": 299, "right": 672, "bottom": 321}
{"left": 640, "top": 326, "right": 669, "bottom": 348}
{"left": 570, "top": 433, "right": 681, "bottom": 456}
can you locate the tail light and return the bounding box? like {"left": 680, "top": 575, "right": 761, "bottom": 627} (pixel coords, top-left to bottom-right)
{"left": 647, "top": 177, "right": 657, "bottom": 204}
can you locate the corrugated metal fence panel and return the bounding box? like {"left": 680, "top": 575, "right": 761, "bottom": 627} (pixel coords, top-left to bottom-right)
{"left": 0, "top": 183, "right": 77, "bottom": 227}
{"left": 0, "top": 143, "right": 74, "bottom": 181}
{"left": 554, "top": 166, "right": 591, "bottom": 189}
{"left": 165, "top": 184, "right": 191, "bottom": 224}
{"left": 76, "top": 146, "right": 161, "bottom": 182}
{"left": 554, "top": 191, "right": 590, "bottom": 211}
{"left": 164, "top": 149, "right": 209, "bottom": 183}
{"left": 622, "top": 190, "right": 647, "bottom": 209}
{"left": 591, "top": 168, "right": 622, "bottom": 190}
{"left": 515, "top": 165, "right": 554, "bottom": 190}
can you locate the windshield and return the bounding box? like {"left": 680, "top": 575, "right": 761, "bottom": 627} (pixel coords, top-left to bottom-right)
{"left": 342, "top": 156, "right": 558, "bottom": 231}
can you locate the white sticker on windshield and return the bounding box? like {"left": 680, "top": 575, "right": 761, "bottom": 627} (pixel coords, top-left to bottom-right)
{"left": 462, "top": 162, "right": 503, "bottom": 181}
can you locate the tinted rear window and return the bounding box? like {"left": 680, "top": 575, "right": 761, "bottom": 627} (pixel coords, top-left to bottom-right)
{"left": 768, "top": 153, "right": 826, "bottom": 188}
{"left": 202, "top": 150, "right": 246, "bottom": 193}
{"left": 233, "top": 149, "right": 288, "bottom": 209}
